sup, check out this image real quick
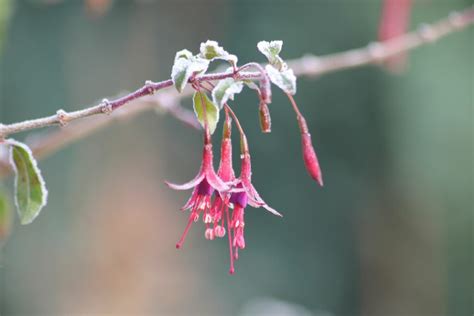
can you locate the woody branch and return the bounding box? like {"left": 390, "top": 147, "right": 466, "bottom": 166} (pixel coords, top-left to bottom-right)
{"left": 0, "top": 5, "right": 472, "bottom": 174}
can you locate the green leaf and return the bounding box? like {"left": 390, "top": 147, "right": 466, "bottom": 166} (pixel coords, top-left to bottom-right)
{"left": 8, "top": 139, "right": 48, "bottom": 225}
{"left": 257, "top": 40, "right": 285, "bottom": 70}
{"left": 266, "top": 65, "right": 297, "bottom": 95}
{"left": 193, "top": 91, "right": 220, "bottom": 134}
{"left": 199, "top": 40, "right": 238, "bottom": 66}
{"left": 0, "top": 187, "right": 12, "bottom": 240}
{"left": 243, "top": 80, "right": 260, "bottom": 91}
{"left": 212, "top": 78, "right": 244, "bottom": 109}
{"left": 171, "top": 50, "right": 209, "bottom": 93}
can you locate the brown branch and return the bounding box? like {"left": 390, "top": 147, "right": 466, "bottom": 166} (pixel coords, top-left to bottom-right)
{"left": 0, "top": 5, "right": 473, "bottom": 178}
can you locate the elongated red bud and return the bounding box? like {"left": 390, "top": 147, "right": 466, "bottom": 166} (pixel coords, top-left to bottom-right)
{"left": 301, "top": 132, "right": 323, "bottom": 186}
{"left": 258, "top": 102, "right": 271, "bottom": 133}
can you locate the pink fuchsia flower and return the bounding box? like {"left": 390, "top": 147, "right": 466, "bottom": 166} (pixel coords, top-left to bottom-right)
{"left": 208, "top": 112, "right": 236, "bottom": 241}
{"left": 237, "top": 135, "right": 282, "bottom": 217}
{"left": 166, "top": 137, "right": 229, "bottom": 249}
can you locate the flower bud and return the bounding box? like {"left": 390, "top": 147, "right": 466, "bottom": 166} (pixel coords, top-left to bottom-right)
{"left": 258, "top": 102, "right": 271, "bottom": 133}
{"left": 301, "top": 132, "right": 323, "bottom": 186}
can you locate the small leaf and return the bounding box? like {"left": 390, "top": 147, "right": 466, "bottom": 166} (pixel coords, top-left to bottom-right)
{"left": 199, "top": 40, "right": 238, "bottom": 66}
{"left": 212, "top": 78, "right": 244, "bottom": 109}
{"left": 174, "top": 49, "right": 193, "bottom": 61}
{"left": 266, "top": 65, "right": 297, "bottom": 95}
{"left": 8, "top": 139, "right": 48, "bottom": 225}
{"left": 171, "top": 50, "right": 209, "bottom": 93}
{"left": 0, "top": 187, "right": 13, "bottom": 240}
{"left": 257, "top": 40, "right": 285, "bottom": 70}
{"left": 243, "top": 80, "right": 260, "bottom": 91}
{"left": 193, "top": 91, "right": 220, "bottom": 134}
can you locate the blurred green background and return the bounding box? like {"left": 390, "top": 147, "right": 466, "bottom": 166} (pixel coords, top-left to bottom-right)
{"left": 0, "top": 0, "right": 472, "bottom": 315}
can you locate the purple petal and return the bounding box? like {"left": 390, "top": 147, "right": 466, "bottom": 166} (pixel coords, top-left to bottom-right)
{"left": 165, "top": 173, "right": 205, "bottom": 191}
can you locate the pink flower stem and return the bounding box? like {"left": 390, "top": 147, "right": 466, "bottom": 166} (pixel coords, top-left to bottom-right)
{"left": 225, "top": 204, "right": 235, "bottom": 274}
{"left": 224, "top": 104, "right": 249, "bottom": 154}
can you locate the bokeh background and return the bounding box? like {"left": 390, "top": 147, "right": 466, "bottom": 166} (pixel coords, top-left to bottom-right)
{"left": 0, "top": 0, "right": 472, "bottom": 315}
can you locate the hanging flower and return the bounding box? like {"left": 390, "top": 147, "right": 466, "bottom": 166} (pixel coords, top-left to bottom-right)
{"left": 166, "top": 137, "right": 229, "bottom": 249}
{"left": 236, "top": 135, "right": 282, "bottom": 216}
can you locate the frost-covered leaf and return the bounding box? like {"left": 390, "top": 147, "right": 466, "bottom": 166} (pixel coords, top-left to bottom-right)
{"left": 243, "top": 80, "right": 260, "bottom": 91}
{"left": 199, "top": 40, "right": 238, "bottom": 66}
{"left": 0, "top": 187, "right": 12, "bottom": 240}
{"left": 171, "top": 50, "right": 209, "bottom": 93}
{"left": 193, "top": 91, "right": 220, "bottom": 134}
{"left": 257, "top": 40, "right": 285, "bottom": 70}
{"left": 8, "top": 139, "right": 48, "bottom": 225}
{"left": 212, "top": 78, "right": 244, "bottom": 109}
{"left": 174, "top": 49, "right": 193, "bottom": 61}
{"left": 266, "top": 65, "right": 297, "bottom": 95}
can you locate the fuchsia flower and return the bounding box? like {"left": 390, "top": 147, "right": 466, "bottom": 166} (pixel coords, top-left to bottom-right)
{"left": 235, "top": 136, "right": 282, "bottom": 216}
{"left": 166, "top": 136, "right": 229, "bottom": 249}
{"left": 168, "top": 107, "right": 282, "bottom": 274}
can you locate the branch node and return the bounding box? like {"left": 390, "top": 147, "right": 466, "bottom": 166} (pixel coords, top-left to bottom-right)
{"left": 101, "top": 99, "right": 113, "bottom": 115}
{"left": 56, "top": 109, "right": 69, "bottom": 127}
{"left": 418, "top": 24, "right": 438, "bottom": 42}
{"left": 145, "top": 80, "right": 155, "bottom": 94}
{"left": 367, "top": 42, "right": 385, "bottom": 61}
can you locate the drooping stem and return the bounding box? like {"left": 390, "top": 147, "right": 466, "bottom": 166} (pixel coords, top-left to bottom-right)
{"left": 286, "top": 93, "right": 309, "bottom": 134}
{"left": 224, "top": 104, "right": 249, "bottom": 154}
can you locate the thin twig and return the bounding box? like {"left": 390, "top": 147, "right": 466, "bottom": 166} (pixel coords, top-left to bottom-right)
{"left": 0, "top": 5, "right": 472, "bottom": 177}
{"left": 289, "top": 7, "right": 474, "bottom": 77}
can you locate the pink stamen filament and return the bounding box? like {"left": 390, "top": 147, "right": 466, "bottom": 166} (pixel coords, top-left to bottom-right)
{"left": 225, "top": 204, "right": 235, "bottom": 274}
{"left": 176, "top": 195, "right": 202, "bottom": 249}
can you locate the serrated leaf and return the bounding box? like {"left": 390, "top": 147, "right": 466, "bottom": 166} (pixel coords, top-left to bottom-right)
{"left": 265, "top": 65, "right": 297, "bottom": 95}
{"left": 257, "top": 40, "right": 286, "bottom": 70}
{"left": 212, "top": 78, "right": 244, "bottom": 109}
{"left": 199, "top": 40, "right": 238, "bottom": 66}
{"left": 0, "top": 187, "right": 12, "bottom": 240}
{"left": 193, "top": 91, "right": 220, "bottom": 134}
{"left": 171, "top": 51, "right": 209, "bottom": 93}
{"left": 8, "top": 139, "right": 48, "bottom": 225}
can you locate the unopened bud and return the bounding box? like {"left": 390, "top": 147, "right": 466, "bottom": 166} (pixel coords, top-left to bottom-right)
{"left": 301, "top": 132, "right": 323, "bottom": 186}
{"left": 258, "top": 102, "right": 271, "bottom": 133}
